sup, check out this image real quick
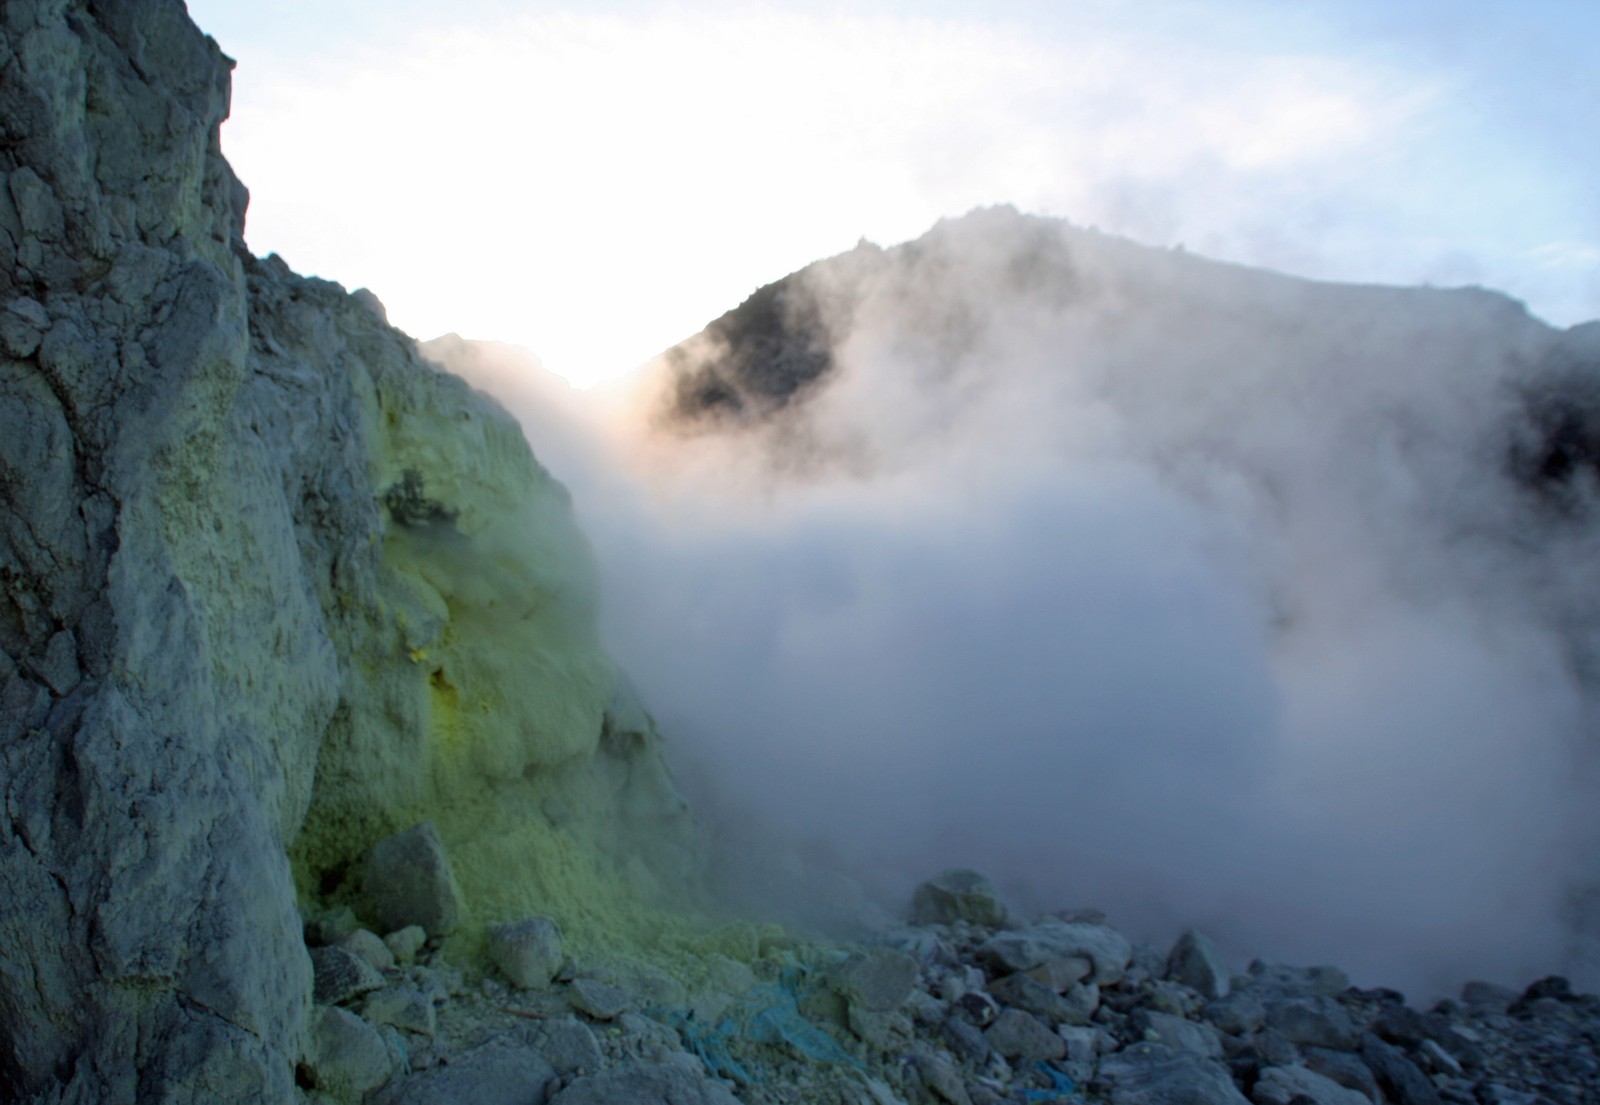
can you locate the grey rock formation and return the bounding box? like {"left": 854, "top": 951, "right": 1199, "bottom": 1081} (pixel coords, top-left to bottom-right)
{"left": 1168, "top": 929, "right": 1231, "bottom": 1000}
{"left": 364, "top": 821, "right": 464, "bottom": 937}
{"left": 0, "top": 4, "right": 701, "bottom": 1101}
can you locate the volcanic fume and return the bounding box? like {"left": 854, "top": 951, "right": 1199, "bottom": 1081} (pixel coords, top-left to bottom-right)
{"left": 4, "top": 3, "right": 1600, "bottom": 1105}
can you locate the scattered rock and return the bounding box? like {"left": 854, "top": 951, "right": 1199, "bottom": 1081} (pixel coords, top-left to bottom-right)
{"left": 549, "top": 1061, "right": 742, "bottom": 1105}
{"left": 384, "top": 925, "right": 428, "bottom": 965}
{"left": 364, "top": 822, "right": 465, "bottom": 938}
{"left": 979, "top": 921, "right": 1132, "bottom": 985}
{"left": 339, "top": 928, "right": 398, "bottom": 972}
{"left": 914, "top": 1051, "right": 973, "bottom": 1105}
{"left": 911, "top": 869, "right": 1010, "bottom": 928}
{"left": 373, "top": 1038, "right": 555, "bottom": 1105}
{"left": 311, "top": 945, "right": 387, "bottom": 1006}
{"left": 361, "top": 987, "right": 437, "bottom": 1036}
{"left": 528, "top": 1015, "right": 603, "bottom": 1075}
{"left": 985, "top": 1008, "right": 1065, "bottom": 1062}
{"left": 1253, "top": 1065, "right": 1371, "bottom": 1105}
{"left": 1094, "top": 1042, "right": 1251, "bottom": 1105}
{"left": 1359, "top": 1034, "right": 1440, "bottom": 1105}
{"left": 1135, "top": 1010, "right": 1224, "bottom": 1059}
{"left": 1264, "top": 994, "right": 1359, "bottom": 1051}
{"left": 568, "top": 977, "right": 631, "bottom": 1021}
{"left": 301, "top": 1005, "right": 396, "bottom": 1101}
{"left": 1204, "top": 991, "right": 1268, "bottom": 1036}
{"left": 487, "top": 917, "right": 564, "bottom": 989}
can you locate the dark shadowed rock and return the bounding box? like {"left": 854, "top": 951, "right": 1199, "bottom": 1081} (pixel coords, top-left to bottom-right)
{"left": 364, "top": 822, "right": 465, "bottom": 938}
{"left": 311, "top": 945, "right": 387, "bottom": 1006}
{"left": 1359, "top": 1034, "right": 1440, "bottom": 1105}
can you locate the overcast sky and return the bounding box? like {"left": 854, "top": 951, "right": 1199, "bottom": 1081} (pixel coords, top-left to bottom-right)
{"left": 186, "top": 0, "right": 1600, "bottom": 386}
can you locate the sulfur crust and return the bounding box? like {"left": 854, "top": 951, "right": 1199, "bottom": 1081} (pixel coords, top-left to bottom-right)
{"left": 288, "top": 328, "right": 718, "bottom": 976}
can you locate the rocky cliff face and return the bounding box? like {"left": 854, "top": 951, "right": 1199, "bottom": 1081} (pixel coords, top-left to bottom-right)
{"left": 0, "top": 3, "right": 697, "bottom": 1101}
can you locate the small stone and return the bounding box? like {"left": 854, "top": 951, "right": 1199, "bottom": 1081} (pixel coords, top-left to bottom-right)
{"left": 360, "top": 987, "right": 436, "bottom": 1036}
{"left": 1253, "top": 1065, "right": 1370, "bottom": 1105}
{"left": 301, "top": 1005, "right": 394, "bottom": 1100}
{"left": 1204, "top": 991, "right": 1267, "bottom": 1035}
{"left": 338, "top": 928, "right": 397, "bottom": 972}
{"left": 1303, "top": 1047, "right": 1382, "bottom": 1101}
{"left": 952, "top": 990, "right": 1000, "bottom": 1027}
{"left": 1168, "top": 930, "right": 1231, "bottom": 1000}
{"left": 915, "top": 1051, "right": 973, "bottom": 1105}
{"left": 311, "top": 945, "right": 386, "bottom": 1006}
{"left": 487, "top": 917, "right": 564, "bottom": 989}
{"left": 568, "top": 977, "right": 630, "bottom": 1021}
{"left": 988, "top": 972, "right": 1078, "bottom": 1025}
{"left": 1025, "top": 956, "right": 1093, "bottom": 992}
{"left": 910, "top": 869, "right": 1010, "bottom": 928}
{"left": 979, "top": 921, "right": 1132, "bottom": 985}
{"left": 364, "top": 821, "right": 465, "bottom": 937}
{"left": 1135, "top": 1010, "right": 1223, "bottom": 1059}
{"left": 985, "top": 1008, "right": 1065, "bottom": 1063}
{"left": 1058, "top": 1025, "right": 1099, "bottom": 1065}
{"left": 529, "top": 1015, "right": 602, "bottom": 1075}
{"left": 383, "top": 925, "right": 427, "bottom": 965}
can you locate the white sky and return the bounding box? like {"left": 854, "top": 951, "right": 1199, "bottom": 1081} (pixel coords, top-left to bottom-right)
{"left": 186, "top": 0, "right": 1600, "bottom": 387}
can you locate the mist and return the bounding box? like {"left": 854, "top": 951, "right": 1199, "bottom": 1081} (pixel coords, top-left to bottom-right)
{"left": 427, "top": 208, "right": 1600, "bottom": 1001}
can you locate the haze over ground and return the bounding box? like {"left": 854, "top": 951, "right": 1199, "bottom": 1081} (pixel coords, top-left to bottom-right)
{"left": 187, "top": 0, "right": 1599, "bottom": 387}
{"left": 177, "top": 0, "right": 1600, "bottom": 1000}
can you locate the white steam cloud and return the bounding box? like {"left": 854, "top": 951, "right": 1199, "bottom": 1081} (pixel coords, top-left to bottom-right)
{"left": 430, "top": 210, "right": 1600, "bottom": 1000}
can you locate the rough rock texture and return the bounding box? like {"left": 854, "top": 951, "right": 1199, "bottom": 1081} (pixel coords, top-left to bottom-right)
{"left": 0, "top": 3, "right": 700, "bottom": 1101}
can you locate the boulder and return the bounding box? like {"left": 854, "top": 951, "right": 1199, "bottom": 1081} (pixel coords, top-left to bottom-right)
{"left": 1264, "top": 994, "right": 1359, "bottom": 1051}
{"left": 1167, "top": 930, "right": 1231, "bottom": 1000}
{"left": 568, "top": 977, "right": 631, "bottom": 1021}
{"left": 364, "top": 822, "right": 465, "bottom": 938}
{"left": 979, "top": 921, "right": 1132, "bottom": 985}
{"left": 301, "top": 1006, "right": 395, "bottom": 1101}
{"left": 1094, "top": 1043, "right": 1251, "bottom": 1105}
{"left": 1253, "top": 1066, "right": 1370, "bottom": 1105}
{"left": 910, "top": 869, "right": 1010, "bottom": 928}
{"left": 374, "top": 1038, "right": 555, "bottom": 1105}
{"left": 488, "top": 917, "right": 565, "bottom": 989}
{"left": 984, "top": 1008, "right": 1065, "bottom": 1062}
{"left": 311, "top": 946, "right": 387, "bottom": 1006}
